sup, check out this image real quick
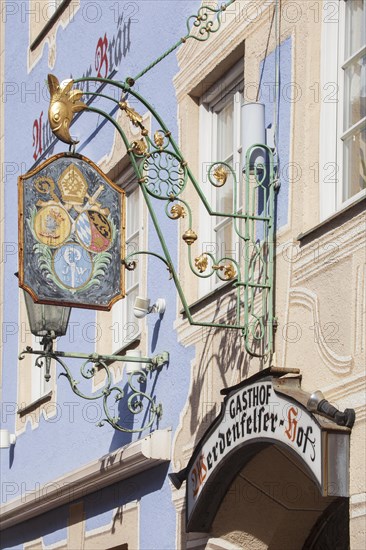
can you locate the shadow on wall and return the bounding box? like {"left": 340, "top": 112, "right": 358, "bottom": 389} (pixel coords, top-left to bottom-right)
{"left": 107, "top": 364, "right": 164, "bottom": 452}
{"left": 187, "top": 290, "right": 269, "bottom": 447}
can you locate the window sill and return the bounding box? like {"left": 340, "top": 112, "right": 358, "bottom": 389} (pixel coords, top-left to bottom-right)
{"left": 17, "top": 391, "right": 53, "bottom": 416}
{"left": 30, "top": 0, "right": 72, "bottom": 51}
{"left": 111, "top": 337, "right": 141, "bottom": 360}
{"left": 297, "top": 195, "right": 366, "bottom": 245}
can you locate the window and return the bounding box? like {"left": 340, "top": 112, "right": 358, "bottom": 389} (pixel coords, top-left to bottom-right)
{"left": 17, "top": 295, "right": 53, "bottom": 428}
{"left": 320, "top": 0, "right": 365, "bottom": 219}
{"left": 199, "top": 63, "right": 243, "bottom": 292}
{"left": 111, "top": 173, "right": 144, "bottom": 351}
{"left": 340, "top": 0, "right": 365, "bottom": 202}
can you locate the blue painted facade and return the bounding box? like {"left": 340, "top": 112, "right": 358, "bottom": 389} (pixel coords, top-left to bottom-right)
{"left": 1, "top": 2, "right": 292, "bottom": 549}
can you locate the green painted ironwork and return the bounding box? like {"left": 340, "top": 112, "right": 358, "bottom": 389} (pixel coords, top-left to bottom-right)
{"left": 72, "top": 78, "right": 278, "bottom": 357}
{"left": 19, "top": 343, "right": 169, "bottom": 433}
{"left": 46, "top": 0, "right": 279, "bottom": 361}
{"left": 129, "top": 0, "right": 237, "bottom": 85}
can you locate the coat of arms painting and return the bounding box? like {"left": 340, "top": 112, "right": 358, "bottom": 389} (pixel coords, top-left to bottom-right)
{"left": 18, "top": 153, "right": 125, "bottom": 310}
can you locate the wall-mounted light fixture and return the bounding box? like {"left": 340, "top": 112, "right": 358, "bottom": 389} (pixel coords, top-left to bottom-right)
{"left": 133, "top": 296, "right": 166, "bottom": 319}
{"left": 241, "top": 102, "right": 266, "bottom": 173}
{"left": 307, "top": 390, "right": 355, "bottom": 428}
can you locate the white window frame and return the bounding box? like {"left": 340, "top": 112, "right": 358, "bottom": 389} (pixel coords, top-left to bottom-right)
{"left": 198, "top": 62, "right": 243, "bottom": 296}
{"left": 111, "top": 169, "right": 145, "bottom": 352}
{"left": 320, "top": 0, "right": 366, "bottom": 220}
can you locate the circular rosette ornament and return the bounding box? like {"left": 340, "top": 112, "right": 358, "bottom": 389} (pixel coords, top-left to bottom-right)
{"left": 53, "top": 243, "right": 93, "bottom": 290}
{"left": 75, "top": 210, "right": 112, "bottom": 253}
{"left": 142, "top": 151, "right": 187, "bottom": 199}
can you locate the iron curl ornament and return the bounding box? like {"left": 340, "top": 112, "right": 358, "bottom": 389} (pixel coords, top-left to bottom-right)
{"left": 44, "top": 91, "right": 277, "bottom": 358}
{"left": 41, "top": 0, "right": 277, "bottom": 366}
{"left": 19, "top": 340, "right": 169, "bottom": 433}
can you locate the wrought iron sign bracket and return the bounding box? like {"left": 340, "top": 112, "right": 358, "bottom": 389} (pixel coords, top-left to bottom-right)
{"left": 19, "top": 341, "right": 169, "bottom": 433}
{"left": 17, "top": 0, "right": 282, "bottom": 435}
{"left": 46, "top": 68, "right": 278, "bottom": 358}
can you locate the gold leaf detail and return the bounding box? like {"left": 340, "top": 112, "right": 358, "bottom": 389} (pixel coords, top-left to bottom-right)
{"left": 131, "top": 139, "right": 147, "bottom": 156}
{"left": 195, "top": 254, "right": 208, "bottom": 273}
{"left": 170, "top": 204, "right": 186, "bottom": 219}
{"left": 154, "top": 131, "right": 164, "bottom": 147}
{"left": 182, "top": 229, "right": 197, "bottom": 245}
{"left": 48, "top": 74, "right": 87, "bottom": 144}
{"left": 223, "top": 263, "right": 236, "bottom": 280}
{"left": 58, "top": 164, "right": 88, "bottom": 205}
{"left": 119, "top": 101, "right": 143, "bottom": 127}
{"left": 213, "top": 165, "right": 228, "bottom": 186}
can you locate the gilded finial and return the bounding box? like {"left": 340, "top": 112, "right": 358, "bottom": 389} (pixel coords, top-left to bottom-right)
{"left": 182, "top": 229, "right": 197, "bottom": 245}
{"left": 47, "top": 74, "right": 87, "bottom": 144}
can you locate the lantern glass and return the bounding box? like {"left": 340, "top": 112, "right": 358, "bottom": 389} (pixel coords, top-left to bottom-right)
{"left": 24, "top": 291, "right": 71, "bottom": 337}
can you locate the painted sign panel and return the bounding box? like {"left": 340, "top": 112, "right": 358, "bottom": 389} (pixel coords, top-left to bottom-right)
{"left": 186, "top": 379, "right": 322, "bottom": 523}
{"left": 18, "top": 153, "right": 125, "bottom": 310}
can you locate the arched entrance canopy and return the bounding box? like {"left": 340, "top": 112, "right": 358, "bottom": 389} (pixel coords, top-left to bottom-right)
{"left": 169, "top": 368, "right": 353, "bottom": 533}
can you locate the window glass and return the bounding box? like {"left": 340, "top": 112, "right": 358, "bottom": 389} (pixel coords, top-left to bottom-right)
{"left": 199, "top": 65, "right": 243, "bottom": 291}
{"left": 345, "top": 0, "right": 366, "bottom": 58}
{"left": 344, "top": 54, "right": 366, "bottom": 129}
{"left": 342, "top": 0, "right": 366, "bottom": 201}
{"left": 112, "top": 181, "right": 141, "bottom": 350}
{"left": 343, "top": 126, "right": 366, "bottom": 200}
{"left": 213, "top": 92, "right": 241, "bottom": 266}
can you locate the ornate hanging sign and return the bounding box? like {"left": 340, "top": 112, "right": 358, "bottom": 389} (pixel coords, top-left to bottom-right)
{"left": 18, "top": 153, "right": 125, "bottom": 310}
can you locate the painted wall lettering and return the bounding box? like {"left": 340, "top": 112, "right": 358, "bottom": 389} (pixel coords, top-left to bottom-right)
{"left": 95, "top": 33, "right": 109, "bottom": 78}
{"left": 32, "top": 14, "right": 133, "bottom": 162}
{"left": 32, "top": 112, "right": 43, "bottom": 161}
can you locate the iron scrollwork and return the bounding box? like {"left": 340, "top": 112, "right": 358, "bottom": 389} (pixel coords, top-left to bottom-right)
{"left": 44, "top": 0, "right": 278, "bottom": 359}
{"left": 19, "top": 342, "right": 169, "bottom": 433}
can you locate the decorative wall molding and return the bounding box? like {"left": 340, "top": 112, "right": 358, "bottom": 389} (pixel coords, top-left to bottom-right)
{"left": 293, "top": 212, "right": 365, "bottom": 284}
{"left": 175, "top": 0, "right": 273, "bottom": 99}
{"left": 206, "top": 537, "right": 248, "bottom": 550}
{"left": 0, "top": 429, "right": 171, "bottom": 531}
{"left": 354, "top": 263, "right": 366, "bottom": 356}
{"left": 350, "top": 493, "right": 366, "bottom": 519}
{"left": 322, "top": 372, "right": 366, "bottom": 402}
{"left": 289, "top": 287, "right": 353, "bottom": 373}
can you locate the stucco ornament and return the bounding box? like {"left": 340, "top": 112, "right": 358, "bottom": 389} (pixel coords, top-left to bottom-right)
{"left": 48, "top": 74, "right": 87, "bottom": 144}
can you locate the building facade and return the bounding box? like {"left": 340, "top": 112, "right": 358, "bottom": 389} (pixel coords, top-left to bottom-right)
{"left": 0, "top": 1, "right": 365, "bottom": 549}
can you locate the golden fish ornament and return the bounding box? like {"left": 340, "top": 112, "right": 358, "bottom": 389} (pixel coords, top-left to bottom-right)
{"left": 48, "top": 74, "right": 87, "bottom": 144}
